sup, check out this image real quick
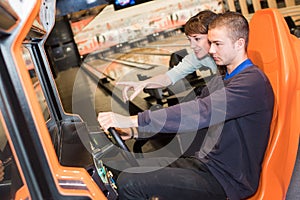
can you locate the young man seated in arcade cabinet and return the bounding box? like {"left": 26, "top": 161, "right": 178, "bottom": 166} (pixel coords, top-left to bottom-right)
{"left": 98, "top": 11, "right": 275, "bottom": 200}
{"left": 116, "top": 10, "right": 220, "bottom": 156}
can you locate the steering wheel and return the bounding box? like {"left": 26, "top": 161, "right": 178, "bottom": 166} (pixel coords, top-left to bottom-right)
{"left": 108, "top": 127, "right": 139, "bottom": 167}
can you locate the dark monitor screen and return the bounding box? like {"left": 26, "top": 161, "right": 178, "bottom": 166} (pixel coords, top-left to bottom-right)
{"left": 113, "top": 0, "right": 152, "bottom": 10}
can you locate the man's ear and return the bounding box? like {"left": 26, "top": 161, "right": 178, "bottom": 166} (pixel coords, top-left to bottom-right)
{"left": 235, "top": 38, "right": 246, "bottom": 50}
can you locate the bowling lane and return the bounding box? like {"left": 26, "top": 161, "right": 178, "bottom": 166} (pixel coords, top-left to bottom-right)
{"left": 84, "top": 51, "right": 169, "bottom": 84}
{"left": 146, "top": 39, "right": 189, "bottom": 48}
{"left": 84, "top": 32, "right": 191, "bottom": 80}
{"left": 128, "top": 33, "right": 190, "bottom": 56}
{"left": 125, "top": 45, "right": 190, "bottom": 56}
{"left": 81, "top": 31, "right": 193, "bottom": 110}
{"left": 108, "top": 53, "right": 169, "bottom": 67}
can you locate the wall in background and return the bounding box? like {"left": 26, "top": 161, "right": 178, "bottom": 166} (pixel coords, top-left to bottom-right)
{"left": 72, "top": 0, "right": 224, "bottom": 55}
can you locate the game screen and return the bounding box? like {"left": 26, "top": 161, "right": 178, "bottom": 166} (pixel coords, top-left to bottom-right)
{"left": 113, "top": 0, "right": 152, "bottom": 10}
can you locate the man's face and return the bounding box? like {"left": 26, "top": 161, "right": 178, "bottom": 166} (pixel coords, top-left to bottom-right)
{"left": 187, "top": 34, "right": 210, "bottom": 59}
{"left": 208, "top": 26, "right": 238, "bottom": 66}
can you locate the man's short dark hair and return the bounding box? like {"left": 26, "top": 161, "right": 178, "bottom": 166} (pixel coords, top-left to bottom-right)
{"left": 209, "top": 11, "right": 249, "bottom": 48}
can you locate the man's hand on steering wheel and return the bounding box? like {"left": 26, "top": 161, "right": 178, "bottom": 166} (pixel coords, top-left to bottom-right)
{"left": 114, "top": 128, "right": 134, "bottom": 140}
{"left": 97, "top": 112, "right": 138, "bottom": 131}
{"left": 98, "top": 113, "right": 140, "bottom": 167}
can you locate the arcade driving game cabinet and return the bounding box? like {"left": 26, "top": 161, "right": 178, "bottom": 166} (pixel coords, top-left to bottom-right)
{"left": 0, "top": 0, "right": 135, "bottom": 199}
{"left": 0, "top": 0, "right": 299, "bottom": 200}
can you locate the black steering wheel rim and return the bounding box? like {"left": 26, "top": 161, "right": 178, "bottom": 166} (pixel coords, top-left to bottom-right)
{"left": 108, "top": 127, "right": 139, "bottom": 167}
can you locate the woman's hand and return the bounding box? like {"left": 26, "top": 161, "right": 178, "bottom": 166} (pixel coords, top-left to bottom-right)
{"left": 117, "top": 81, "right": 148, "bottom": 102}
{"left": 116, "top": 74, "right": 172, "bottom": 102}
